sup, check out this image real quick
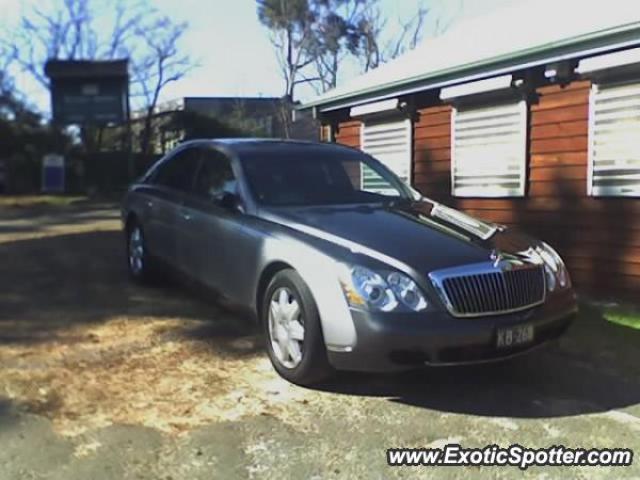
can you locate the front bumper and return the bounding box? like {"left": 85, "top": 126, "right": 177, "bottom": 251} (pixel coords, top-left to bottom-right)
{"left": 326, "top": 288, "right": 577, "bottom": 372}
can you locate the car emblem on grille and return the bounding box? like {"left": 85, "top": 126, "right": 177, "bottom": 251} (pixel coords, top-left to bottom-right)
{"left": 490, "top": 250, "right": 513, "bottom": 271}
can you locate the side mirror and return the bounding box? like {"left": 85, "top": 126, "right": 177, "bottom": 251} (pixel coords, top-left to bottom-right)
{"left": 218, "top": 192, "right": 243, "bottom": 213}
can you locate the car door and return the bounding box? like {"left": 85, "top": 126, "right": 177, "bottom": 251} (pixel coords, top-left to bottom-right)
{"left": 145, "top": 147, "right": 200, "bottom": 269}
{"left": 180, "top": 147, "right": 259, "bottom": 300}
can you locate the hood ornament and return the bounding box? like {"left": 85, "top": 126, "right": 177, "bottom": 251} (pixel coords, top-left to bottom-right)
{"left": 490, "top": 249, "right": 505, "bottom": 269}
{"left": 490, "top": 249, "right": 531, "bottom": 271}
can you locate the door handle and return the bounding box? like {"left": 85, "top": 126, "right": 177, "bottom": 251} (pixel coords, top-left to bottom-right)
{"left": 180, "top": 209, "right": 191, "bottom": 221}
{"left": 146, "top": 200, "right": 154, "bottom": 208}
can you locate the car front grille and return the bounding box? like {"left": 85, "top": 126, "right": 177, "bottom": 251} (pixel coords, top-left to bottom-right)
{"left": 430, "top": 263, "right": 546, "bottom": 317}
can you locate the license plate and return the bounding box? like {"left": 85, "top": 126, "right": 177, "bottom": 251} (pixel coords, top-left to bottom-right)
{"left": 496, "top": 324, "right": 534, "bottom": 348}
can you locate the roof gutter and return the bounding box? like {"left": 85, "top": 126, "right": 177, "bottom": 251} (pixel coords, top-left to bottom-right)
{"left": 300, "top": 21, "right": 640, "bottom": 113}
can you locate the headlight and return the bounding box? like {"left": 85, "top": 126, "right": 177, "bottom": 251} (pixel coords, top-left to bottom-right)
{"left": 543, "top": 264, "right": 557, "bottom": 292}
{"left": 349, "top": 266, "right": 398, "bottom": 312}
{"left": 537, "top": 242, "right": 571, "bottom": 291}
{"left": 338, "top": 264, "right": 427, "bottom": 312}
{"left": 387, "top": 272, "right": 428, "bottom": 311}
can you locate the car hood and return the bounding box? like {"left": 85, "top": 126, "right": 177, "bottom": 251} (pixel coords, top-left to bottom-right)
{"left": 262, "top": 200, "right": 540, "bottom": 273}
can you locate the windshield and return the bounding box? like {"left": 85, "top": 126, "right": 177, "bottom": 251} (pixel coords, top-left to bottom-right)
{"left": 240, "top": 148, "right": 411, "bottom": 206}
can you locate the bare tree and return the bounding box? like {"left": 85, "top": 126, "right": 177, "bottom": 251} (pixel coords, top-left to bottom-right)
{"left": 258, "top": 0, "right": 321, "bottom": 102}
{"left": 356, "top": 3, "right": 384, "bottom": 73}
{"left": 130, "top": 16, "right": 192, "bottom": 155}
{"left": 8, "top": 0, "right": 129, "bottom": 89}
{"left": 258, "top": 0, "right": 377, "bottom": 99}
{"left": 433, "top": 0, "right": 464, "bottom": 37}
{"left": 312, "top": 0, "right": 368, "bottom": 93}
{"left": 387, "top": 4, "right": 430, "bottom": 60}
{"left": 257, "top": 0, "right": 323, "bottom": 138}
{"left": 258, "top": 0, "right": 373, "bottom": 139}
{"left": 0, "top": 45, "right": 13, "bottom": 97}
{"left": 2, "top": 0, "right": 193, "bottom": 154}
{"left": 357, "top": 0, "right": 431, "bottom": 72}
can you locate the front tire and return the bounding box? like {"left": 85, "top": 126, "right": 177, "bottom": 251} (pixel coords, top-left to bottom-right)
{"left": 262, "top": 269, "right": 333, "bottom": 386}
{"left": 126, "top": 221, "right": 156, "bottom": 284}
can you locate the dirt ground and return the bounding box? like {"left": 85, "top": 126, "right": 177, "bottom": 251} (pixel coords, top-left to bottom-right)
{"left": 1, "top": 200, "right": 639, "bottom": 479}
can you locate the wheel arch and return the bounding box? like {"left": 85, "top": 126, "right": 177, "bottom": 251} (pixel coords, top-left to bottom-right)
{"left": 125, "top": 212, "right": 139, "bottom": 234}
{"left": 255, "top": 261, "right": 293, "bottom": 321}
{"left": 254, "top": 254, "right": 357, "bottom": 350}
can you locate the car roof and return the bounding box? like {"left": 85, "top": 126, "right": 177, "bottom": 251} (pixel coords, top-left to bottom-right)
{"left": 186, "top": 138, "right": 360, "bottom": 157}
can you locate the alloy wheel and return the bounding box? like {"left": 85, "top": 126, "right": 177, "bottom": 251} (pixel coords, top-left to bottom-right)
{"left": 128, "top": 227, "right": 145, "bottom": 276}
{"left": 268, "top": 287, "right": 305, "bottom": 368}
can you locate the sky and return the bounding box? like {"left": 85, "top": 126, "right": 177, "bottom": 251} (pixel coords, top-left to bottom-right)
{"left": 0, "top": 0, "right": 524, "bottom": 113}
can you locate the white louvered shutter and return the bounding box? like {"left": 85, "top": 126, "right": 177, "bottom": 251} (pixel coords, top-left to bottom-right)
{"left": 452, "top": 101, "right": 527, "bottom": 197}
{"left": 589, "top": 82, "right": 640, "bottom": 197}
{"left": 361, "top": 118, "right": 412, "bottom": 193}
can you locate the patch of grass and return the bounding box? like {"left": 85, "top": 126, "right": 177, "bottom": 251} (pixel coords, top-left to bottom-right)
{"left": 0, "top": 195, "right": 87, "bottom": 208}
{"left": 602, "top": 306, "right": 640, "bottom": 330}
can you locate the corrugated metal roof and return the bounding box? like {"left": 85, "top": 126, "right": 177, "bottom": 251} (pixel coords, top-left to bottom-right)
{"left": 303, "top": 0, "right": 640, "bottom": 111}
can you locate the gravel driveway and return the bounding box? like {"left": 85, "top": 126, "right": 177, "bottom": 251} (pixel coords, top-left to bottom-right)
{"left": 0, "top": 202, "right": 639, "bottom": 479}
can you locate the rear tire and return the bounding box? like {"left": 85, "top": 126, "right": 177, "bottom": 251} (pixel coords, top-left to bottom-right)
{"left": 262, "top": 269, "right": 333, "bottom": 386}
{"left": 126, "top": 220, "right": 157, "bottom": 284}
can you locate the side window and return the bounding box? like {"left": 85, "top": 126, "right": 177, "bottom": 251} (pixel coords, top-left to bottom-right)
{"left": 194, "top": 149, "right": 237, "bottom": 201}
{"left": 154, "top": 148, "right": 200, "bottom": 192}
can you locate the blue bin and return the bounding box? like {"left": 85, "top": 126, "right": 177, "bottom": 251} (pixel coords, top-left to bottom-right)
{"left": 42, "top": 154, "right": 65, "bottom": 193}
